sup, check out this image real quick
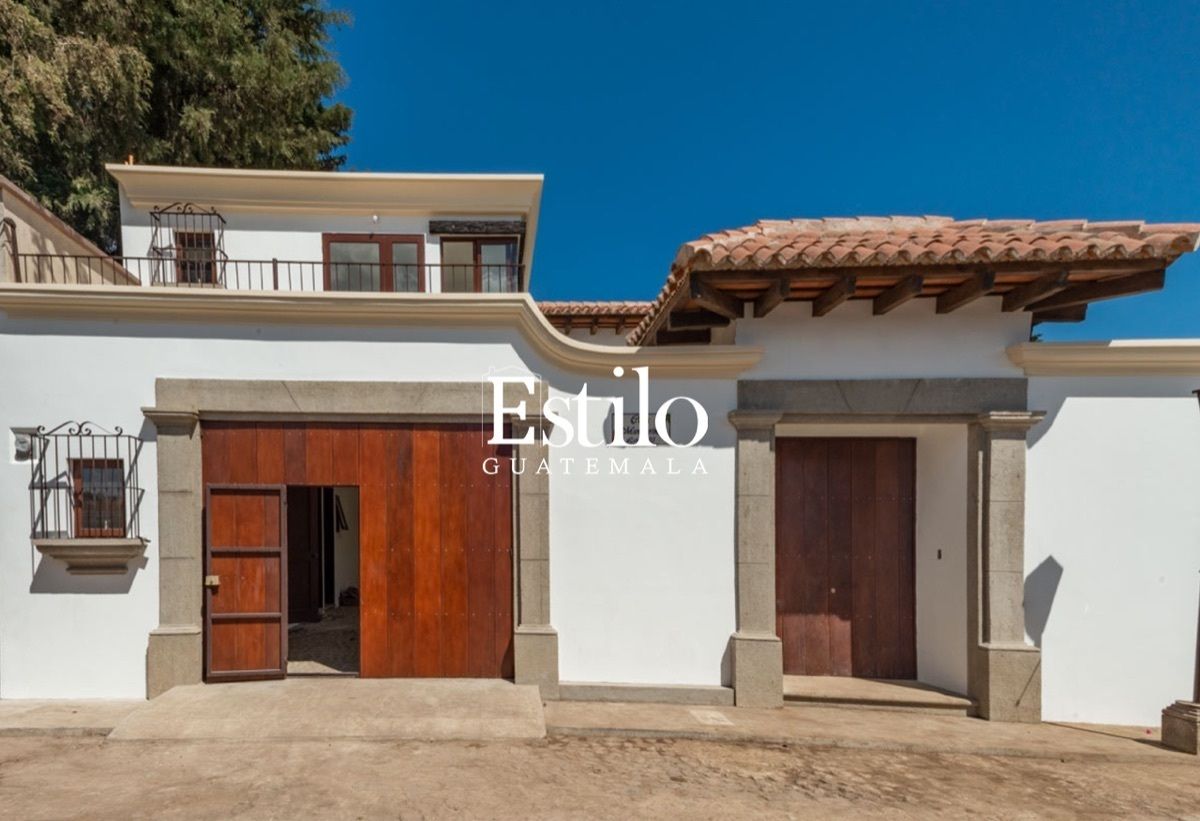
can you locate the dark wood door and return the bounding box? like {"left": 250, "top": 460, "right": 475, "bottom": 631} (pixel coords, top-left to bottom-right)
{"left": 202, "top": 422, "right": 513, "bottom": 680}
{"left": 775, "top": 438, "right": 916, "bottom": 679}
{"left": 205, "top": 485, "right": 287, "bottom": 681}
{"left": 287, "top": 487, "right": 322, "bottom": 623}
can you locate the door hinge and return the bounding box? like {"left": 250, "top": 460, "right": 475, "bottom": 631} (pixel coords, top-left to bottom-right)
{"left": 204, "top": 575, "right": 220, "bottom": 588}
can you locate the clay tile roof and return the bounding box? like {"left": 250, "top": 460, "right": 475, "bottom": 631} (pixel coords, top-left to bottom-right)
{"left": 628, "top": 216, "right": 1200, "bottom": 345}
{"left": 538, "top": 300, "right": 653, "bottom": 334}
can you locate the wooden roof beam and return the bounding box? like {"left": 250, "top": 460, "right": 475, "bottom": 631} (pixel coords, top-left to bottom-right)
{"left": 936, "top": 270, "right": 996, "bottom": 314}
{"left": 753, "top": 275, "right": 790, "bottom": 318}
{"left": 656, "top": 327, "right": 712, "bottom": 345}
{"left": 689, "top": 278, "right": 743, "bottom": 320}
{"left": 669, "top": 309, "right": 732, "bottom": 330}
{"left": 1027, "top": 269, "right": 1165, "bottom": 312}
{"left": 873, "top": 275, "right": 923, "bottom": 316}
{"left": 1032, "top": 305, "right": 1088, "bottom": 325}
{"left": 1002, "top": 270, "right": 1070, "bottom": 312}
{"left": 812, "top": 277, "right": 856, "bottom": 317}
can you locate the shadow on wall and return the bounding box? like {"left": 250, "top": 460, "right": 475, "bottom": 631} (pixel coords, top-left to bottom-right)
{"left": 1025, "top": 555, "right": 1063, "bottom": 648}
{"left": 30, "top": 555, "right": 144, "bottom": 595}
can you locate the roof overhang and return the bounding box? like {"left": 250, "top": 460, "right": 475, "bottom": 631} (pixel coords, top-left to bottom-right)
{"left": 630, "top": 217, "right": 1200, "bottom": 345}
{"left": 106, "top": 164, "right": 544, "bottom": 282}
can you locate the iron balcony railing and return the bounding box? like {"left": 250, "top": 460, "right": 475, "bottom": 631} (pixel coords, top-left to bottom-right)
{"left": 29, "top": 422, "right": 144, "bottom": 541}
{"left": 7, "top": 253, "right": 523, "bottom": 294}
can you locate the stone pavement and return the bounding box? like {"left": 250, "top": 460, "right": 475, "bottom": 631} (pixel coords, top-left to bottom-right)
{"left": 0, "top": 683, "right": 1195, "bottom": 765}
{"left": 545, "top": 701, "right": 1191, "bottom": 764}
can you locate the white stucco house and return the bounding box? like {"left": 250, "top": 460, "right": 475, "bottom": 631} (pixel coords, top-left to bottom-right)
{"left": 1, "top": 165, "right": 1197, "bottom": 745}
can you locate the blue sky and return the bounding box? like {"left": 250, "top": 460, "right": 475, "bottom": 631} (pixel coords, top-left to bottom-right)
{"left": 330, "top": 1, "right": 1200, "bottom": 339}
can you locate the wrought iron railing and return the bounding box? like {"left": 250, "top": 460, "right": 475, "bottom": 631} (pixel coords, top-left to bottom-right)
{"left": 9, "top": 254, "right": 523, "bottom": 293}
{"left": 29, "top": 422, "right": 144, "bottom": 541}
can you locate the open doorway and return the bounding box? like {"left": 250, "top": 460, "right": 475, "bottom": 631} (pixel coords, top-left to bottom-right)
{"left": 286, "top": 486, "right": 360, "bottom": 676}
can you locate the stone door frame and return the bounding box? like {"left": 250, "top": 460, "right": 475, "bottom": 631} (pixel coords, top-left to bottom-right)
{"left": 142, "top": 378, "right": 556, "bottom": 698}
{"left": 728, "top": 378, "right": 1044, "bottom": 722}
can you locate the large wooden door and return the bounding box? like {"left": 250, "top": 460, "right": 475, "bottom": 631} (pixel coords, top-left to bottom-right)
{"left": 775, "top": 438, "right": 916, "bottom": 679}
{"left": 202, "top": 422, "right": 513, "bottom": 681}
{"left": 358, "top": 425, "right": 514, "bottom": 678}
{"left": 205, "top": 485, "right": 287, "bottom": 681}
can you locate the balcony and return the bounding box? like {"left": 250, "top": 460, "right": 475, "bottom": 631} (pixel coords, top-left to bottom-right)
{"left": 5, "top": 253, "right": 524, "bottom": 294}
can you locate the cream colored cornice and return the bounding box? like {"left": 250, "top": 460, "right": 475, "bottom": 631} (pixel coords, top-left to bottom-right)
{"left": 1007, "top": 340, "right": 1200, "bottom": 376}
{"left": 105, "top": 164, "right": 542, "bottom": 216}
{"left": 0, "top": 284, "right": 762, "bottom": 378}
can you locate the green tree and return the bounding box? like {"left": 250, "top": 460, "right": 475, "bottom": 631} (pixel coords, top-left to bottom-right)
{"left": 0, "top": 0, "right": 351, "bottom": 251}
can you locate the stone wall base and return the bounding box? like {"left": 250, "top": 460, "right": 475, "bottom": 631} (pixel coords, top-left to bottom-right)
{"left": 729, "top": 632, "right": 783, "bottom": 708}
{"left": 1162, "top": 701, "right": 1200, "bottom": 754}
{"left": 514, "top": 625, "right": 560, "bottom": 700}
{"left": 146, "top": 625, "right": 202, "bottom": 698}
{"left": 970, "top": 642, "right": 1041, "bottom": 722}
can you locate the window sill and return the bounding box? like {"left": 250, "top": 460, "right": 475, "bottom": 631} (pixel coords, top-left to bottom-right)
{"left": 33, "top": 538, "right": 148, "bottom": 575}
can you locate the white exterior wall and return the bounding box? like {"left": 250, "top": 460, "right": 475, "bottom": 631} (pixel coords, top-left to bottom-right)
{"left": 1027, "top": 375, "right": 1200, "bottom": 726}
{"left": 0, "top": 312, "right": 736, "bottom": 698}
{"left": 738, "top": 299, "right": 1030, "bottom": 379}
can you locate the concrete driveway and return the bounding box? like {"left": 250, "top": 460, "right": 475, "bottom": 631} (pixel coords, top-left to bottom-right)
{"left": 107, "top": 679, "right": 546, "bottom": 741}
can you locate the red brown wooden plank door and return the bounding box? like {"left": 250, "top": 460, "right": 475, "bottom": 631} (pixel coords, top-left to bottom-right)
{"left": 205, "top": 485, "right": 287, "bottom": 680}
{"left": 776, "top": 438, "right": 916, "bottom": 679}
{"left": 361, "top": 425, "right": 514, "bottom": 678}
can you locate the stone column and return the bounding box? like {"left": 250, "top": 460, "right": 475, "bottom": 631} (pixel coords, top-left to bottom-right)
{"left": 143, "top": 409, "right": 203, "bottom": 698}
{"left": 511, "top": 416, "right": 559, "bottom": 698}
{"left": 727, "top": 411, "right": 784, "bottom": 707}
{"left": 967, "top": 411, "right": 1044, "bottom": 722}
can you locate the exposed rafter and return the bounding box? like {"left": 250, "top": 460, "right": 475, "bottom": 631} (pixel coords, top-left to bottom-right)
{"left": 1032, "top": 305, "right": 1088, "bottom": 324}
{"left": 936, "top": 271, "right": 996, "bottom": 314}
{"left": 1002, "top": 270, "right": 1070, "bottom": 312}
{"left": 655, "top": 327, "right": 712, "bottom": 345}
{"left": 812, "top": 277, "right": 855, "bottom": 317}
{"left": 873, "top": 275, "right": 923, "bottom": 316}
{"left": 753, "top": 275, "right": 790, "bottom": 318}
{"left": 669, "top": 310, "right": 732, "bottom": 330}
{"left": 1028, "top": 269, "right": 1165, "bottom": 313}
{"left": 690, "top": 278, "right": 743, "bottom": 320}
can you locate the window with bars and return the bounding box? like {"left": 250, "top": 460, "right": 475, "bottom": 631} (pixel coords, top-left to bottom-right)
{"left": 174, "top": 230, "right": 217, "bottom": 285}
{"left": 29, "top": 423, "right": 143, "bottom": 541}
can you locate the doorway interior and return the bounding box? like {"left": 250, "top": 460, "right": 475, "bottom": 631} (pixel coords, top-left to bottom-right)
{"left": 286, "top": 486, "right": 360, "bottom": 676}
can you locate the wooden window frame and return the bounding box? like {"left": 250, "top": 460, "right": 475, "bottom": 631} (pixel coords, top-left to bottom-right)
{"left": 174, "top": 230, "right": 218, "bottom": 285}
{"left": 321, "top": 233, "right": 425, "bottom": 293}
{"left": 71, "top": 458, "right": 127, "bottom": 539}
{"left": 438, "top": 236, "right": 520, "bottom": 293}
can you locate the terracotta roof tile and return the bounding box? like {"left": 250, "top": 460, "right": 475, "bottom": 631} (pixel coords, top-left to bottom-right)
{"left": 628, "top": 216, "right": 1200, "bottom": 344}
{"left": 538, "top": 301, "right": 653, "bottom": 317}
{"left": 538, "top": 301, "right": 653, "bottom": 335}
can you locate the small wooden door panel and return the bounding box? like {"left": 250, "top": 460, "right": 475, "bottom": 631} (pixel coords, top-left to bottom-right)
{"left": 776, "top": 438, "right": 916, "bottom": 679}
{"left": 205, "top": 485, "right": 287, "bottom": 681}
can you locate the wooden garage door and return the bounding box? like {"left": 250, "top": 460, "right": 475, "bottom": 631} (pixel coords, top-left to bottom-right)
{"left": 202, "top": 422, "right": 514, "bottom": 681}
{"left": 205, "top": 485, "right": 287, "bottom": 680}
{"left": 775, "top": 438, "right": 916, "bottom": 679}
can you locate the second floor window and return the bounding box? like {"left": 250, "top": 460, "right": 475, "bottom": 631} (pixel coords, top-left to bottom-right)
{"left": 175, "top": 230, "right": 217, "bottom": 285}
{"left": 441, "top": 238, "right": 519, "bottom": 293}
{"left": 322, "top": 234, "right": 423, "bottom": 292}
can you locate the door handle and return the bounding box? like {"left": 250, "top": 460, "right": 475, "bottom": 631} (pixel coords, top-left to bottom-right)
{"left": 204, "top": 575, "right": 220, "bottom": 588}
